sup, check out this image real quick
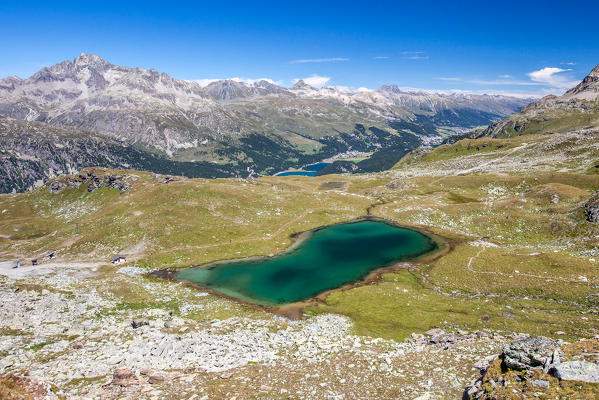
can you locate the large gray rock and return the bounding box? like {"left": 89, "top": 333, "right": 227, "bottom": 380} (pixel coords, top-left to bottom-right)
{"left": 585, "top": 191, "right": 599, "bottom": 222}
{"left": 552, "top": 361, "right": 599, "bottom": 383}
{"left": 502, "top": 336, "right": 562, "bottom": 371}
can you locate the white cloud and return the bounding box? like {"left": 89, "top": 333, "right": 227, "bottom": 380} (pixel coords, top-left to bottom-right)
{"left": 439, "top": 77, "right": 461, "bottom": 81}
{"left": 400, "top": 50, "right": 429, "bottom": 60}
{"left": 561, "top": 62, "right": 576, "bottom": 66}
{"left": 374, "top": 56, "right": 390, "bottom": 59}
{"left": 499, "top": 74, "right": 512, "bottom": 79}
{"left": 289, "top": 57, "right": 349, "bottom": 64}
{"left": 527, "top": 67, "right": 578, "bottom": 88}
{"left": 293, "top": 74, "right": 331, "bottom": 88}
{"left": 400, "top": 51, "right": 428, "bottom": 60}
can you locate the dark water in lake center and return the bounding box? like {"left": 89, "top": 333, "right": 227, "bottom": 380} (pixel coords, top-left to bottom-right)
{"left": 176, "top": 220, "right": 438, "bottom": 305}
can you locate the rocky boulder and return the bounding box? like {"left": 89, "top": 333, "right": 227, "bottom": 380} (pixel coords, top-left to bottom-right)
{"left": 502, "top": 336, "right": 562, "bottom": 371}
{"left": 107, "top": 368, "right": 142, "bottom": 387}
{"left": 131, "top": 319, "right": 149, "bottom": 329}
{"left": 585, "top": 191, "right": 599, "bottom": 222}
{"left": 113, "top": 368, "right": 135, "bottom": 380}
{"left": 552, "top": 361, "right": 599, "bottom": 383}
{"left": 87, "top": 173, "right": 130, "bottom": 193}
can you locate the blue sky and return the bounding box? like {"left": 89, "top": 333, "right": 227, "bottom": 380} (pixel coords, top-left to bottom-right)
{"left": 1, "top": 1, "right": 597, "bottom": 97}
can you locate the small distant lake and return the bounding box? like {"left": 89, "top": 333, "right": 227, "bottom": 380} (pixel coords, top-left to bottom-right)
{"left": 275, "top": 162, "right": 331, "bottom": 177}
{"left": 276, "top": 171, "right": 318, "bottom": 176}
{"left": 175, "top": 219, "right": 439, "bottom": 306}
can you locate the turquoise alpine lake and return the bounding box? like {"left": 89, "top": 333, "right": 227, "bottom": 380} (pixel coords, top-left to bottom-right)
{"left": 176, "top": 220, "right": 439, "bottom": 306}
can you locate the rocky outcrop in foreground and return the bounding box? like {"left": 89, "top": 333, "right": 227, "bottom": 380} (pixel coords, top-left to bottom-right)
{"left": 464, "top": 337, "right": 599, "bottom": 399}
{"left": 585, "top": 191, "right": 599, "bottom": 222}
{"left": 502, "top": 336, "right": 563, "bottom": 371}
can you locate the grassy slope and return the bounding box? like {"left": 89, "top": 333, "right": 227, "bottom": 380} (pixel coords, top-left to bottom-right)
{"left": 1, "top": 161, "right": 598, "bottom": 343}
{"left": 489, "top": 103, "right": 599, "bottom": 138}
{"left": 0, "top": 171, "right": 374, "bottom": 267}
{"left": 395, "top": 131, "right": 599, "bottom": 176}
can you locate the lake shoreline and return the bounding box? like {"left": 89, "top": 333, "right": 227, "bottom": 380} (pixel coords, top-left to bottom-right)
{"left": 150, "top": 216, "right": 452, "bottom": 319}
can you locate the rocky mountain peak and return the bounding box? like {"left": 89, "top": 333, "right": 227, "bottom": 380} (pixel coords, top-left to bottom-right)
{"left": 73, "top": 53, "right": 112, "bottom": 69}
{"left": 252, "top": 80, "right": 289, "bottom": 96}
{"left": 379, "top": 85, "right": 408, "bottom": 95}
{"left": 1, "top": 75, "right": 22, "bottom": 82}
{"left": 291, "top": 79, "right": 314, "bottom": 90}
{"left": 563, "top": 64, "right": 599, "bottom": 99}
{"left": 255, "top": 79, "right": 273, "bottom": 86}
{"left": 203, "top": 79, "right": 255, "bottom": 101}
{"left": 0, "top": 76, "right": 23, "bottom": 92}
{"left": 26, "top": 53, "right": 112, "bottom": 86}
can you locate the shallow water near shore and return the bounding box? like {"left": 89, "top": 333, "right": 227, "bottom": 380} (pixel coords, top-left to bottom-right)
{"left": 176, "top": 220, "right": 439, "bottom": 305}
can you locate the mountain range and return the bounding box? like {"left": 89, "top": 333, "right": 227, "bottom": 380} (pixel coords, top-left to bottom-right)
{"left": 0, "top": 53, "right": 534, "bottom": 193}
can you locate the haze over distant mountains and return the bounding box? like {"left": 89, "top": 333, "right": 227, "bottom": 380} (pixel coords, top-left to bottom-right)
{"left": 0, "top": 53, "right": 534, "bottom": 193}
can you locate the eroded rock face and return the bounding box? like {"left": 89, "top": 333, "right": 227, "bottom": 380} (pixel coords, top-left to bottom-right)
{"left": 585, "top": 191, "right": 599, "bottom": 222}
{"left": 502, "top": 336, "right": 562, "bottom": 371}
{"left": 47, "top": 171, "right": 130, "bottom": 194}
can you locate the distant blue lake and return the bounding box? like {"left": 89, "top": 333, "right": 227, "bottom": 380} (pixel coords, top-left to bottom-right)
{"left": 176, "top": 220, "right": 439, "bottom": 305}
{"left": 275, "top": 162, "right": 331, "bottom": 177}
{"left": 277, "top": 171, "right": 317, "bottom": 176}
